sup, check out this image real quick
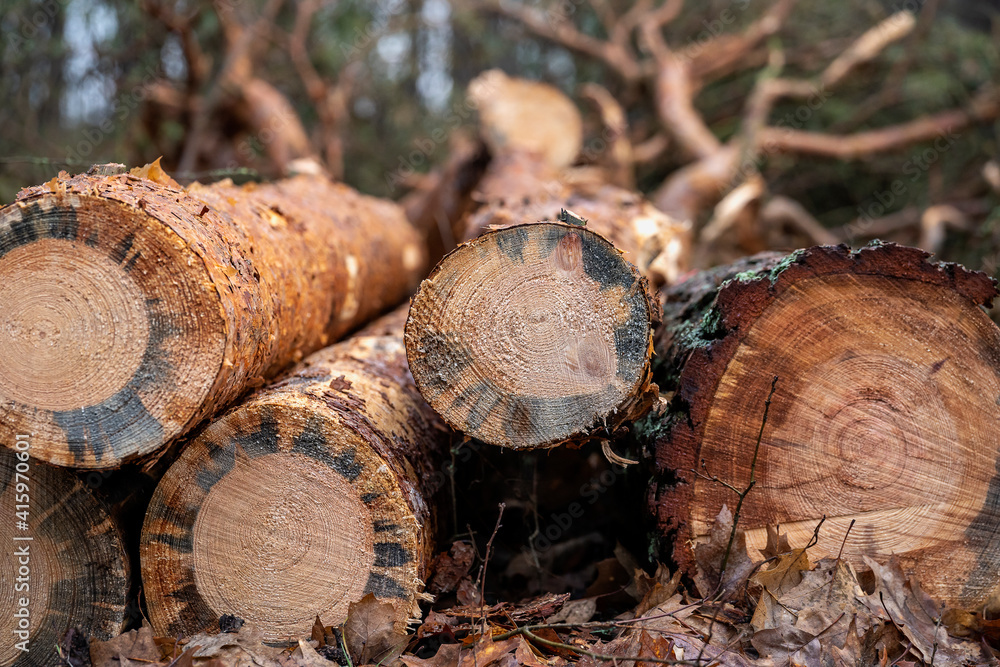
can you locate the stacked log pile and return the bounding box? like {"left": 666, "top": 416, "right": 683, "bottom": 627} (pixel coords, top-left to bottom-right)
{"left": 4, "top": 69, "right": 1000, "bottom": 665}
{"left": 0, "top": 165, "right": 428, "bottom": 663}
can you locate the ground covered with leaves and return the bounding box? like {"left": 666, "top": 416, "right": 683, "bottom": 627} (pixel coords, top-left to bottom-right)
{"left": 71, "top": 500, "right": 1000, "bottom": 667}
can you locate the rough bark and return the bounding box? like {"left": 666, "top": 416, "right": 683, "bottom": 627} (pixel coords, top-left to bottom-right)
{"left": 401, "top": 135, "right": 491, "bottom": 267}
{"left": 646, "top": 242, "right": 1000, "bottom": 610}
{"left": 404, "top": 73, "right": 687, "bottom": 451}
{"left": 0, "top": 168, "right": 426, "bottom": 469}
{"left": 406, "top": 221, "right": 658, "bottom": 450}
{"left": 140, "top": 311, "right": 448, "bottom": 642}
{"left": 465, "top": 152, "right": 690, "bottom": 290}
{"left": 0, "top": 447, "right": 128, "bottom": 666}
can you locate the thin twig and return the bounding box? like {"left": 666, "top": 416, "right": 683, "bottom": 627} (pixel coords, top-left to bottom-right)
{"left": 826, "top": 518, "right": 855, "bottom": 600}
{"left": 518, "top": 626, "right": 699, "bottom": 665}
{"left": 836, "top": 519, "right": 856, "bottom": 561}
{"left": 929, "top": 610, "right": 943, "bottom": 666}
{"left": 479, "top": 503, "right": 506, "bottom": 631}
{"left": 888, "top": 642, "right": 914, "bottom": 667}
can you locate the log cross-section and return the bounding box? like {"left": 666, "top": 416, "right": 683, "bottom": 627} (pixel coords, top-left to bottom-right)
{"left": 406, "top": 222, "right": 657, "bottom": 450}
{"left": 0, "top": 448, "right": 128, "bottom": 666}
{"left": 648, "top": 242, "right": 1000, "bottom": 610}
{"left": 141, "top": 320, "right": 446, "bottom": 642}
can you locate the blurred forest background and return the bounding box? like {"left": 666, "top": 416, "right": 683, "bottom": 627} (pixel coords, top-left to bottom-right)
{"left": 3, "top": 0, "right": 1000, "bottom": 278}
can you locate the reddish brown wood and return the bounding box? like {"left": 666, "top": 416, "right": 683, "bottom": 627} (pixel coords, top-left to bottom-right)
{"left": 648, "top": 243, "right": 1000, "bottom": 610}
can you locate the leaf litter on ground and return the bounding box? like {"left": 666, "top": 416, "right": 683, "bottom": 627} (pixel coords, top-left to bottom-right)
{"left": 80, "top": 509, "right": 1000, "bottom": 667}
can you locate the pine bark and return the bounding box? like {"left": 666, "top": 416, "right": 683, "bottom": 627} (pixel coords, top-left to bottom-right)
{"left": 647, "top": 242, "right": 1000, "bottom": 610}
{"left": 0, "top": 170, "right": 426, "bottom": 469}
{"left": 140, "top": 310, "right": 448, "bottom": 642}
{"left": 463, "top": 151, "right": 690, "bottom": 289}
{"left": 0, "top": 448, "right": 128, "bottom": 666}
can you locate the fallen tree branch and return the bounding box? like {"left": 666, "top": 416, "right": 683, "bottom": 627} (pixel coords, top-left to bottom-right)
{"left": 580, "top": 82, "right": 635, "bottom": 188}
{"left": 473, "top": 0, "right": 642, "bottom": 81}
{"left": 757, "top": 87, "right": 1000, "bottom": 159}
{"left": 687, "top": 0, "right": 800, "bottom": 85}
{"left": 288, "top": 0, "right": 353, "bottom": 178}
{"left": 641, "top": 22, "right": 721, "bottom": 160}
{"left": 760, "top": 196, "right": 839, "bottom": 245}
{"left": 176, "top": 0, "right": 285, "bottom": 173}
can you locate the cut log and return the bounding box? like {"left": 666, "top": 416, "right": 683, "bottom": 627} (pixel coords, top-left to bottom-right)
{"left": 0, "top": 167, "right": 426, "bottom": 468}
{"left": 467, "top": 69, "right": 583, "bottom": 170}
{"left": 401, "top": 134, "right": 491, "bottom": 267}
{"left": 1, "top": 447, "right": 128, "bottom": 666}
{"left": 404, "top": 79, "right": 687, "bottom": 451}
{"left": 647, "top": 242, "right": 1000, "bottom": 610}
{"left": 465, "top": 152, "right": 690, "bottom": 291}
{"left": 405, "top": 222, "right": 658, "bottom": 450}
{"left": 465, "top": 70, "right": 690, "bottom": 290}
{"left": 140, "top": 314, "right": 447, "bottom": 642}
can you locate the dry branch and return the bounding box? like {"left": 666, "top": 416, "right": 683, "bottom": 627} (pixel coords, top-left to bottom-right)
{"left": 474, "top": 0, "right": 643, "bottom": 82}
{"left": 757, "top": 88, "right": 1000, "bottom": 159}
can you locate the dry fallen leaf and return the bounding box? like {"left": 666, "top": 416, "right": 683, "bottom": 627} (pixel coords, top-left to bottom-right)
{"left": 456, "top": 577, "right": 482, "bottom": 606}
{"left": 761, "top": 524, "right": 793, "bottom": 560}
{"left": 311, "top": 616, "right": 325, "bottom": 646}
{"left": 400, "top": 636, "right": 528, "bottom": 667}
{"left": 161, "top": 622, "right": 285, "bottom": 666}
{"left": 753, "top": 548, "right": 810, "bottom": 599}
{"left": 291, "top": 639, "right": 340, "bottom": 667}
{"left": 693, "top": 504, "right": 757, "bottom": 597}
{"left": 751, "top": 624, "right": 820, "bottom": 665}
{"left": 428, "top": 541, "right": 475, "bottom": 595}
{"left": 599, "top": 602, "right": 756, "bottom": 667}
{"left": 344, "top": 593, "right": 410, "bottom": 665}
{"left": 750, "top": 546, "right": 811, "bottom": 632}
{"left": 633, "top": 565, "right": 682, "bottom": 617}
{"left": 89, "top": 623, "right": 162, "bottom": 667}
{"left": 545, "top": 598, "right": 597, "bottom": 625}
{"left": 400, "top": 642, "right": 463, "bottom": 667}
{"left": 859, "top": 556, "right": 988, "bottom": 667}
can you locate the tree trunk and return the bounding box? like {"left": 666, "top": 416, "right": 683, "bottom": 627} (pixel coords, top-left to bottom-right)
{"left": 647, "top": 242, "right": 1000, "bottom": 610}
{"left": 406, "top": 221, "right": 658, "bottom": 450}
{"left": 463, "top": 151, "right": 690, "bottom": 290}
{"left": 0, "top": 168, "right": 426, "bottom": 469}
{"left": 401, "top": 135, "right": 491, "bottom": 267}
{"left": 0, "top": 447, "right": 128, "bottom": 666}
{"left": 140, "top": 310, "right": 448, "bottom": 642}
